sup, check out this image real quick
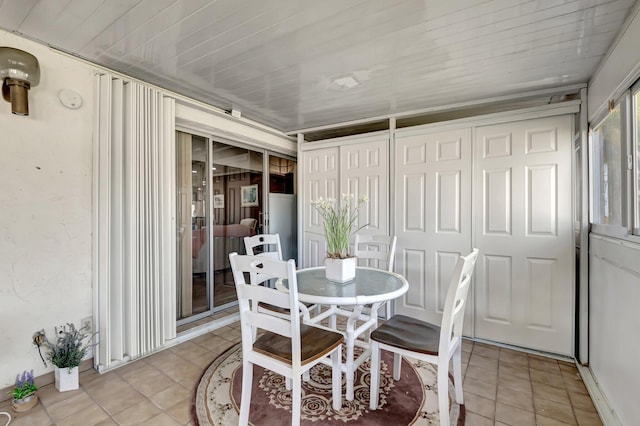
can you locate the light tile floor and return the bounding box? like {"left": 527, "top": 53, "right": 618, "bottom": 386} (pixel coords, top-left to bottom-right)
{"left": 1, "top": 313, "right": 602, "bottom": 426}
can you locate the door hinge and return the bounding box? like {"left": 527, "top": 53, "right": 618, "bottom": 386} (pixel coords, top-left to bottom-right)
{"left": 628, "top": 154, "right": 633, "bottom": 170}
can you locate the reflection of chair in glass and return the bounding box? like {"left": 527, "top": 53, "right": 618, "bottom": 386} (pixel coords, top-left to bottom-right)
{"left": 353, "top": 234, "right": 397, "bottom": 318}
{"left": 229, "top": 253, "right": 344, "bottom": 426}
{"left": 369, "top": 249, "right": 479, "bottom": 426}
{"left": 244, "top": 233, "right": 282, "bottom": 260}
{"left": 240, "top": 218, "right": 257, "bottom": 232}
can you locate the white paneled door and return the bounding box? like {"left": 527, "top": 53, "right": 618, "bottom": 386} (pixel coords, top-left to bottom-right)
{"left": 302, "top": 146, "right": 339, "bottom": 267}
{"left": 474, "top": 115, "right": 573, "bottom": 355}
{"left": 394, "top": 128, "right": 472, "bottom": 330}
{"left": 340, "top": 138, "right": 389, "bottom": 238}
{"left": 301, "top": 133, "right": 389, "bottom": 268}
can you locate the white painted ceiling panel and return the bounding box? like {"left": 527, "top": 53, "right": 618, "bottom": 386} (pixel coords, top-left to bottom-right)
{"left": 0, "top": 0, "right": 636, "bottom": 132}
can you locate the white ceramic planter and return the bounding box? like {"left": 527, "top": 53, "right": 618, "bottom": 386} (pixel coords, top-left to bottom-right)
{"left": 54, "top": 366, "right": 79, "bottom": 392}
{"left": 325, "top": 257, "right": 357, "bottom": 283}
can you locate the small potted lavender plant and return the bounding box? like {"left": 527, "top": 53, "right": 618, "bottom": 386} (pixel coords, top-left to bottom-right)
{"left": 43, "top": 323, "right": 94, "bottom": 392}
{"left": 10, "top": 370, "right": 38, "bottom": 412}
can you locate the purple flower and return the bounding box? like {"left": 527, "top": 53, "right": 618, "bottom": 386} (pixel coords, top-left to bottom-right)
{"left": 12, "top": 370, "right": 37, "bottom": 400}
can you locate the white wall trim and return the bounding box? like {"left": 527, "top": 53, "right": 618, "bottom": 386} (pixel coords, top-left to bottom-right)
{"left": 175, "top": 104, "right": 296, "bottom": 157}
{"left": 395, "top": 101, "right": 580, "bottom": 137}
{"left": 287, "top": 84, "right": 586, "bottom": 135}
{"left": 588, "top": 3, "right": 640, "bottom": 121}
{"left": 299, "top": 130, "right": 389, "bottom": 151}
{"left": 578, "top": 365, "right": 622, "bottom": 426}
{"left": 173, "top": 313, "right": 240, "bottom": 345}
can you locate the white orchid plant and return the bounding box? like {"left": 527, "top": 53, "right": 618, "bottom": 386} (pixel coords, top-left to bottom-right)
{"left": 311, "top": 194, "right": 368, "bottom": 259}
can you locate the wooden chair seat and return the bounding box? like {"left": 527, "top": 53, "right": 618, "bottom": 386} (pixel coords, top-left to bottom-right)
{"left": 370, "top": 314, "right": 440, "bottom": 355}
{"left": 255, "top": 324, "right": 343, "bottom": 365}
{"left": 257, "top": 301, "right": 315, "bottom": 316}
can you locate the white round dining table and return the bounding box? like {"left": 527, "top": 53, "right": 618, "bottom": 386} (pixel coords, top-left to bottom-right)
{"left": 278, "top": 266, "right": 409, "bottom": 401}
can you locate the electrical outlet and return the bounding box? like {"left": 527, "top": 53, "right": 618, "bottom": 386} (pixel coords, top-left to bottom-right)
{"left": 81, "top": 317, "right": 92, "bottom": 333}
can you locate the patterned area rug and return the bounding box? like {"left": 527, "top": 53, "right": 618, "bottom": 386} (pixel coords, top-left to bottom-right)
{"left": 193, "top": 343, "right": 464, "bottom": 425}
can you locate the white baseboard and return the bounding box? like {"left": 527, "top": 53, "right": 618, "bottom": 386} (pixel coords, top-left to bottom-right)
{"left": 577, "top": 364, "right": 621, "bottom": 426}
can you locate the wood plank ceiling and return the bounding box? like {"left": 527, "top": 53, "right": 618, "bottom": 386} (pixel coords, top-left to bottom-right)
{"left": 0, "top": 0, "right": 636, "bottom": 132}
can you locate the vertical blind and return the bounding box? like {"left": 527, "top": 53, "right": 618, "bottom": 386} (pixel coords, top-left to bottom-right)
{"left": 94, "top": 74, "right": 176, "bottom": 372}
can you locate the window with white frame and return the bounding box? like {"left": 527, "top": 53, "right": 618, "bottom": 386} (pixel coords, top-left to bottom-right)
{"left": 591, "top": 103, "right": 622, "bottom": 227}
{"left": 591, "top": 78, "right": 640, "bottom": 238}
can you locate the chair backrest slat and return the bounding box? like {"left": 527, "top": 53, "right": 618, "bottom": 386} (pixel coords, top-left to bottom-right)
{"left": 244, "top": 234, "right": 284, "bottom": 286}
{"left": 438, "top": 249, "right": 479, "bottom": 354}
{"left": 244, "top": 310, "right": 293, "bottom": 338}
{"left": 353, "top": 234, "right": 397, "bottom": 272}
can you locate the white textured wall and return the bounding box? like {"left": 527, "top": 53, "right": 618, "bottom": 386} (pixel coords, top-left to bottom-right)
{"left": 588, "top": 5, "right": 640, "bottom": 121}
{"left": 589, "top": 235, "right": 640, "bottom": 425}
{"left": 0, "top": 30, "right": 295, "bottom": 390}
{"left": 0, "top": 30, "right": 95, "bottom": 388}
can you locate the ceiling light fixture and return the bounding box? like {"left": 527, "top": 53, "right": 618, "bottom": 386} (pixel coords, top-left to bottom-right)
{"left": 332, "top": 74, "right": 360, "bottom": 89}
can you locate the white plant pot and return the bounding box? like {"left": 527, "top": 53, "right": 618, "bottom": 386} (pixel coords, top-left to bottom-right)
{"left": 325, "top": 257, "right": 357, "bottom": 283}
{"left": 54, "top": 366, "right": 79, "bottom": 392}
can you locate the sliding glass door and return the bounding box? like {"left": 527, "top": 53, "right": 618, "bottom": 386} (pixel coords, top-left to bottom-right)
{"left": 177, "top": 131, "right": 298, "bottom": 325}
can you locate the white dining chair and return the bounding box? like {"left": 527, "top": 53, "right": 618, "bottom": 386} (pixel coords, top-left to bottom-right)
{"left": 229, "top": 253, "right": 344, "bottom": 426}
{"left": 369, "top": 248, "right": 479, "bottom": 426}
{"left": 353, "top": 234, "right": 397, "bottom": 318}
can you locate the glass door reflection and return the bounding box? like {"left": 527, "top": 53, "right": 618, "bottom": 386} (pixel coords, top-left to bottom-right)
{"left": 211, "top": 141, "right": 263, "bottom": 307}
{"left": 267, "top": 154, "right": 297, "bottom": 261}
{"left": 176, "top": 131, "right": 211, "bottom": 323}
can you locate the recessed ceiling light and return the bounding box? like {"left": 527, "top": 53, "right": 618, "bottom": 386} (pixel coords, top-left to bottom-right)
{"left": 332, "top": 75, "right": 360, "bottom": 89}
{"left": 192, "top": 170, "right": 197, "bottom": 173}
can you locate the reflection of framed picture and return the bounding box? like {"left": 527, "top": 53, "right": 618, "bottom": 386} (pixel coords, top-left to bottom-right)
{"left": 213, "top": 194, "right": 224, "bottom": 209}
{"left": 241, "top": 184, "right": 259, "bottom": 207}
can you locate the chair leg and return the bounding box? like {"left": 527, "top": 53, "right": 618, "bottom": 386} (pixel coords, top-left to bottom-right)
{"left": 437, "top": 363, "right": 450, "bottom": 426}
{"left": 369, "top": 342, "right": 380, "bottom": 410}
{"left": 239, "top": 360, "right": 253, "bottom": 426}
{"left": 332, "top": 345, "right": 342, "bottom": 411}
{"left": 329, "top": 304, "right": 337, "bottom": 329}
{"left": 452, "top": 347, "right": 464, "bottom": 404}
{"left": 393, "top": 353, "right": 402, "bottom": 381}
{"left": 291, "top": 376, "right": 302, "bottom": 426}
{"left": 345, "top": 331, "right": 355, "bottom": 400}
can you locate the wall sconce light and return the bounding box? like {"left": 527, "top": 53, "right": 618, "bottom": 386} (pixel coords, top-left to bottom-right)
{"left": 0, "top": 47, "right": 41, "bottom": 116}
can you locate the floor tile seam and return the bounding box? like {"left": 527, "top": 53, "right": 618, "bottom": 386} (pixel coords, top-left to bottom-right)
{"left": 76, "top": 376, "right": 141, "bottom": 424}
{"left": 25, "top": 396, "right": 58, "bottom": 425}
{"left": 466, "top": 348, "right": 499, "bottom": 404}
{"left": 494, "top": 395, "right": 535, "bottom": 414}
{"left": 55, "top": 388, "right": 113, "bottom": 424}
{"left": 464, "top": 407, "right": 497, "bottom": 423}
{"left": 115, "top": 361, "right": 186, "bottom": 402}
{"left": 528, "top": 375, "right": 568, "bottom": 390}
{"left": 532, "top": 392, "right": 579, "bottom": 425}
{"left": 496, "top": 367, "right": 533, "bottom": 386}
